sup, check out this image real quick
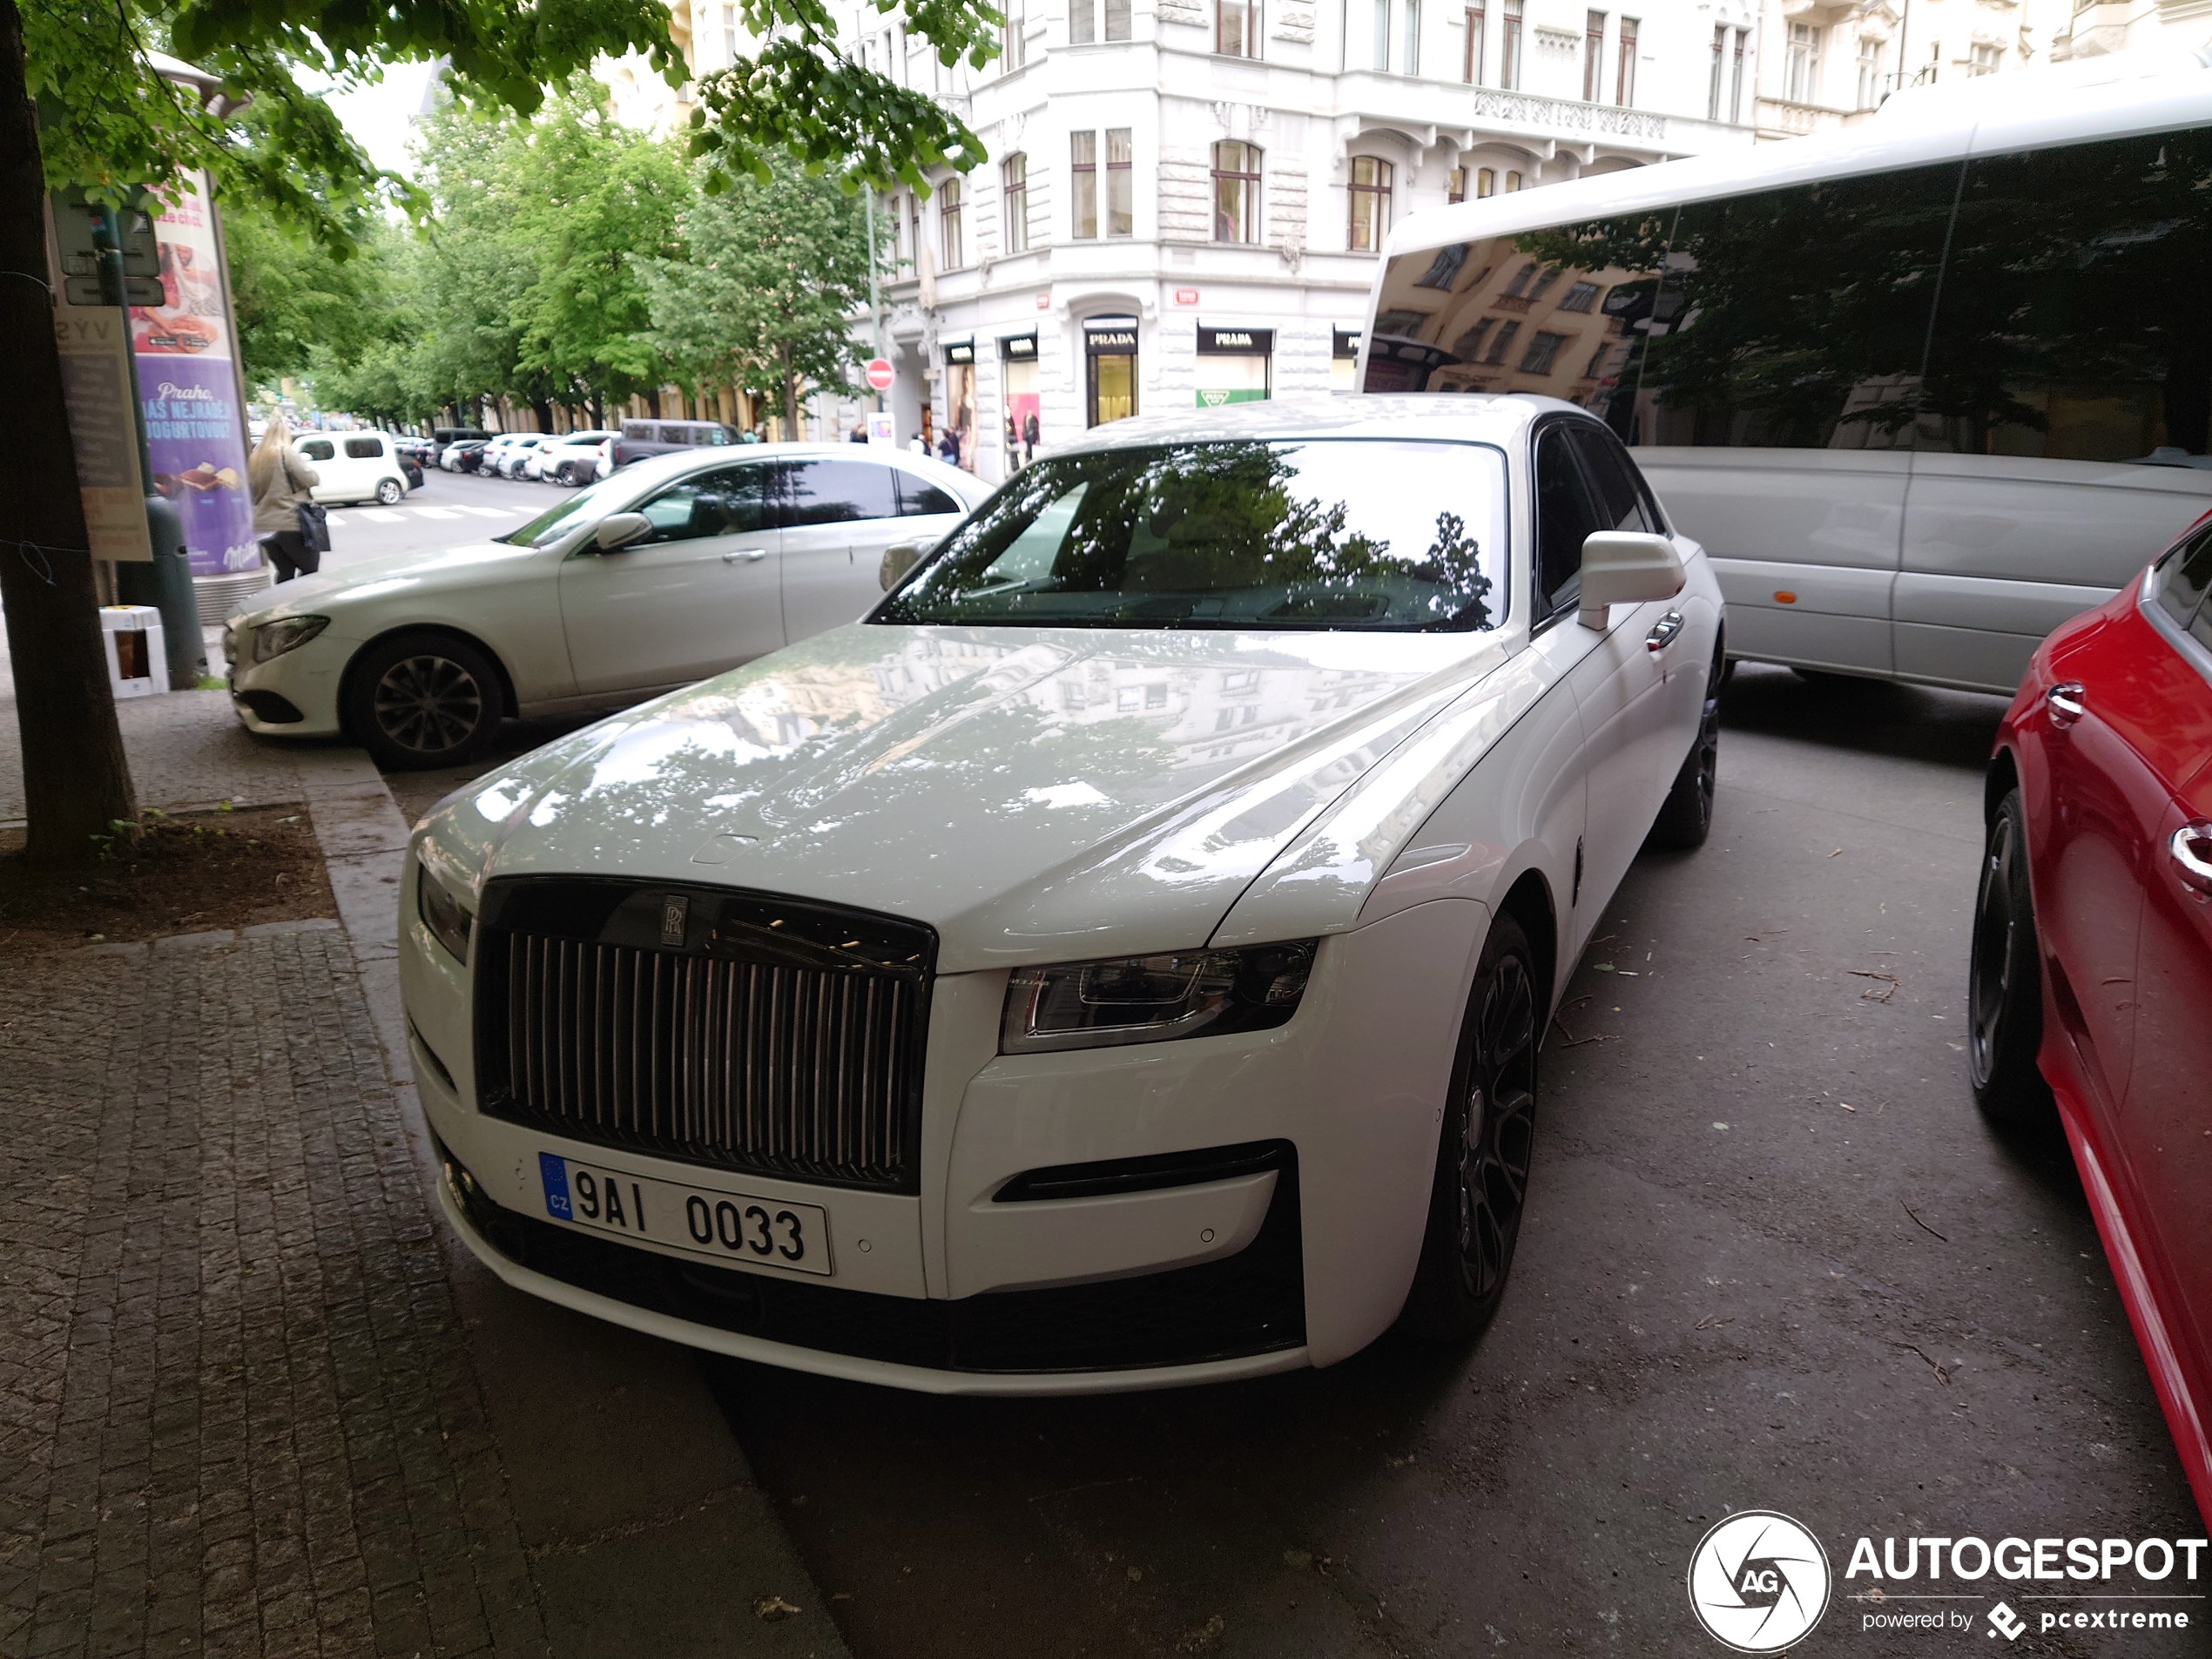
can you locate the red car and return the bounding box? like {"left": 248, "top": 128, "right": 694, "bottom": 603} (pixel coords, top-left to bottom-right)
{"left": 1973, "top": 519, "right": 2212, "bottom": 1526}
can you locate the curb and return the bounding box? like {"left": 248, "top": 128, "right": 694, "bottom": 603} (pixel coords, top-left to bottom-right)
{"left": 299, "top": 745, "right": 853, "bottom": 1659}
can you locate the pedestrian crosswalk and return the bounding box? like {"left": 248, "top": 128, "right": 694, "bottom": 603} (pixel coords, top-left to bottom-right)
{"left": 326, "top": 502, "right": 527, "bottom": 529}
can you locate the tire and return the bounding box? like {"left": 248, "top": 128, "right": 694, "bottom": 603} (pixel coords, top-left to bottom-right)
{"left": 1647, "top": 641, "right": 1725, "bottom": 851}
{"left": 556, "top": 461, "right": 577, "bottom": 486}
{"left": 1969, "top": 786, "right": 2056, "bottom": 1127}
{"left": 375, "top": 477, "right": 404, "bottom": 505}
{"left": 1401, "top": 914, "right": 1541, "bottom": 1344}
{"left": 344, "top": 632, "right": 502, "bottom": 771}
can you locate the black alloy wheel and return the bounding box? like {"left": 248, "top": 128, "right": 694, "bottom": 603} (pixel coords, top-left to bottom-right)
{"left": 1649, "top": 639, "right": 1725, "bottom": 850}
{"left": 1403, "top": 914, "right": 1540, "bottom": 1342}
{"left": 1968, "top": 785, "right": 2055, "bottom": 1126}
{"left": 344, "top": 632, "right": 502, "bottom": 770}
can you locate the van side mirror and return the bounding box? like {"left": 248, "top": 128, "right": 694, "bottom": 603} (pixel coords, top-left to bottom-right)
{"left": 880, "top": 541, "right": 926, "bottom": 591}
{"left": 594, "top": 512, "right": 652, "bottom": 551}
{"left": 1578, "top": 531, "right": 1684, "bottom": 629}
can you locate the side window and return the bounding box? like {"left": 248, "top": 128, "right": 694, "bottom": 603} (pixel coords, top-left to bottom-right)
{"left": 300, "top": 440, "right": 335, "bottom": 462}
{"left": 1929, "top": 131, "right": 2212, "bottom": 463}
{"left": 784, "top": 461, "right": 902, "bottom": 525}
{"left": 1567, "top": 426, "right": 1652, "bottom": 533}
{"left": 897, "top": 473, "right": 961, "bottom": 516}
{"left": 1534, "top": 425, "right": 1604, "bottom": 615}
{"left": 344, "top": 438, "right": 383, "bottom": 460}
{"left": 635, "top": 467, "right": 770, "bottom": 543}
{"left": 623, "top": 422, "right": 649, "bottom": 441}
{"left": 2153, "top": 524, "right": 2212, "bottom": 633}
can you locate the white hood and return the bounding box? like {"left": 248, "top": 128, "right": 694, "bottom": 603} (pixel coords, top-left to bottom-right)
{"left": 420, "top": 623, "right": 1515, "bottom": 971}
{"left": 241, "top": 540, "right": 542, "bottom": 625}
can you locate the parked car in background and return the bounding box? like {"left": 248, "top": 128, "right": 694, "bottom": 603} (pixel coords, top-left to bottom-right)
{"left": 440, "top": 440, "right": 490, "bottom": 474}
{"left": 294, "top": 432, "right": 409, "bottom": 507}
{"left": 389, "top": 396, "right": 1727, "bottom": 1395}
{"left": 223, "top": 442, "right": 988, "bottom": 766}
{"left": 532, "top": 431, "right": 617, "bottom": 485}
{"left": 399, "top": 454, "right": 425, "bottom": 492}
{"left": 478, "top": 434, "right": 529, "bottom": 476}
{"left": 1361, "top": 60, "right": 2212, "bottom": 697}
{"left": 607, "top": 418, "right": 740, "bottom": 469}
{"left": 430, "top": 427, "right": 490, "bottom": 466}
{"left": 1971, "top": 517, "right": 2212, "bottom": 1526}
{"left": 496, "top": 435, "right": 550, "bottom": 479}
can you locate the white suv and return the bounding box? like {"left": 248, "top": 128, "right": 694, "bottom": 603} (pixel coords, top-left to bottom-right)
{"left": 530, "top": 431, "right": 618, "bottom": 485}
{"left": 294, "top": 434, "right": 409, "bottom": 507}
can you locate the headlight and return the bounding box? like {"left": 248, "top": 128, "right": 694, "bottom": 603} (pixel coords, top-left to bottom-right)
{"left": 417, "top": 868, "right": 475, "bottom": 962}
{"left": 252, "top": 615, "right": 330, "bottom": 663}
{"left": 1001, "top": 941, "right": 1316, "bottom": 1054}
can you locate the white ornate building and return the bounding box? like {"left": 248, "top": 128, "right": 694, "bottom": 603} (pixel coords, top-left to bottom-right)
{"left": 815, "top": 0, "right": 1757, "bottom": 476}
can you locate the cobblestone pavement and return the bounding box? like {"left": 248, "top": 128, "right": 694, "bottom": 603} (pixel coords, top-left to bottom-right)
{"left": 0, "top": 925, "right": 544, "bottom": 1659}
{"left": 0, "top": 688, "right": 311, "bottom": 826}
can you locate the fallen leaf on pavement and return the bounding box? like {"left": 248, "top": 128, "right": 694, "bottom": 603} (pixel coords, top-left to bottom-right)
{"left": 753, "top": 1596, "right": 802, "bottom": 1622}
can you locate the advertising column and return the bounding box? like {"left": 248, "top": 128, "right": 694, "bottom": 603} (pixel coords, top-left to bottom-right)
{"left": 129, "top": 175, "right": 258, "bottom": 579}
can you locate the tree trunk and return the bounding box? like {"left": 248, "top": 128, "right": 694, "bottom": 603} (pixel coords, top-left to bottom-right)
{"left": 780, "top": 344, "right": 799, "bottom": 440}
{"left": 529, "top": 395, "right": 554, "bottom": 433}
{"left": 645, "top": 387, "right": 661, "bottom": 420}
{"left": 0, "top": 0, "right": 137, "bottom": 866}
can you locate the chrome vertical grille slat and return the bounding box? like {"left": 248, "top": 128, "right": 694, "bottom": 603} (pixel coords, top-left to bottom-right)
{"left": 482, "top": 920, "right": 921, "bottom": 1190}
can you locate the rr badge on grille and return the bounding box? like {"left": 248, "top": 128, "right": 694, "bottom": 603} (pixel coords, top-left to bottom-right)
{"left": 659, "top": 895, "right": 689, "bottom": 948}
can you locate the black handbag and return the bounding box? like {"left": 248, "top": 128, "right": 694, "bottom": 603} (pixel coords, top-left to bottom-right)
{"left": 296, "top": 501, "right": 331, "bottom": 554}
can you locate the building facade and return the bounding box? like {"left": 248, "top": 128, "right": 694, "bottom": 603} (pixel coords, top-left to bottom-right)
{"left": 821, "top": 0, "right": 1754, "bottom": 478}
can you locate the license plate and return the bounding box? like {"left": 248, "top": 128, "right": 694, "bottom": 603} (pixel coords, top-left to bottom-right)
{"left": 537, "top": 1153, "right": 832, "bottom": 1277}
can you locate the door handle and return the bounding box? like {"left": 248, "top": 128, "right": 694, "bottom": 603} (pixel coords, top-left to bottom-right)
{"left": 2171, "top": 823, "right": 2212, "bottom": 898}
{"left": 1645, "top": 610, "right": 1684, "bottom": 652}
{"left": 721, "top": 547, "right": 769, "bottom": 563}
{"left": 2046, "top": 681, "right": 2085, "bottom": 727}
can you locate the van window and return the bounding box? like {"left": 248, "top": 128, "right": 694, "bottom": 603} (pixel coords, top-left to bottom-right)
{"left": 623, "top": 422, "right": 651, "bottom": 440}
{"left": 300, "top": 439, "right": 335, "bottom": 462}
{"left": 344, "top": 438, "right": 383, "bottom": 460}
{"left": 1924, "top": 129, "right": 2212, "bottom": 465}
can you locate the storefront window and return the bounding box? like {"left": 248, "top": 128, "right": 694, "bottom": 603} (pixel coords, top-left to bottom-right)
{"left": 943, "top": 341, "right": 978, "bottom": 469}
{"left": 1001, "top": 335, "right": 1042, "bottom": 467}
{"left": 1085, "top": 319, "right": 1139, "bottom": 427}
{"left": 1197, "top": 327, "right": 1272, "bottom": 408}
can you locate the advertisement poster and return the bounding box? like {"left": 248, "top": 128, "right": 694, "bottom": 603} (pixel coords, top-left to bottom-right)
{"left": 131, "top": 175, "right": 256, "bottom": 576}
{"left": 44, "top": 192, "right": 152, "bottom": 561}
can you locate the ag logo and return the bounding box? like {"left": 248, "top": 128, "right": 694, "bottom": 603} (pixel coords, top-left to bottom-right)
{"left": 1687, "top": 1511, "right": 1831, "bottom": 1652}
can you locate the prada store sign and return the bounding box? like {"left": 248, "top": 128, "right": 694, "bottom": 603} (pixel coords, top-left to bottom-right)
{"left": 1197, "top": 327, "right": 1273, "bottom": 356}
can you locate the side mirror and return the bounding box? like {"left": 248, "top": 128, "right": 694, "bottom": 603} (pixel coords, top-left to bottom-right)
{"left": 880, "top": 541, "right": 926, "bottom": 591}
{"left": 594, "top": 512, "right": 651, "bottom": 551}
{"left": 1578, "top": 531, "right": 1684, "bottom": 629}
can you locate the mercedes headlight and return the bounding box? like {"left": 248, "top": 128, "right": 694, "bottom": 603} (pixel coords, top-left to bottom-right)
{"left": 417, "top": 868, "right": 475, "bottom": 962}
{"left": 1001, "top": 941, "right": 1316, "bottom": 1054}
{"left": 252, "top": 615, "right": 329, "bottom": 663}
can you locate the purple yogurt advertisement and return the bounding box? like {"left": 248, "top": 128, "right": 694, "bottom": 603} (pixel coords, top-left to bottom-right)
{"left": 138, "top": 359, "right": 256, "bottom": 577}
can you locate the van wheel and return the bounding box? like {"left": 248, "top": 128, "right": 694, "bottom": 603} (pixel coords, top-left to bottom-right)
{"left": 1648, "top": 645, "right": 1724, "bottom": 851}
{"left": 1969, "top": 787, "right": 2055, "bottom": 1128}
{"left": 345, "top": 632, "right": 502, "bottom": 770}
{"left": 1401, "top": 914, "right": 1539, "bottom": 1344}
{"left": 375, "top": 478, "right": 404, "bottom": 505}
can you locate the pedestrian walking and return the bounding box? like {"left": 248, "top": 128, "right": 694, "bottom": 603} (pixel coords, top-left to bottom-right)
{"left": 937, "top": 425, "right": 960, "bottom": 466}
{"left": 248, "top": 418, "right": 322, "bottom": 583}
{"left": 1023, "top": 410, "right": 1040, "bottom": 464}
{"left": 850, "top": 424, "right": 868, "bottom": 443}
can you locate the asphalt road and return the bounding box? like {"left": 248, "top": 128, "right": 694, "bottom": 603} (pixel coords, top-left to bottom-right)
{"left": 320, "top": 463, "right": 554, "bottom": 571}
{"left": 698, "top": 667, "right": 2206, "bottom": 1659}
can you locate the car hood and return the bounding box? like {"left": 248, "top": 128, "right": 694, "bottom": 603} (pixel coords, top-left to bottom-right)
{"left": 419, "top": 623, "right": 1517, "bottom": 971}
{"left": 237, "top": 539, "right": 543, "bottom": 625}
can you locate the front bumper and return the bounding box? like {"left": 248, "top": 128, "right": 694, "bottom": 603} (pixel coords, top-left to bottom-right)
{"left": 225, "top": 623, "right": 348, "bottom": 738}
{"left": 402, "top": 855, "right": 1486, "bottom": 1392}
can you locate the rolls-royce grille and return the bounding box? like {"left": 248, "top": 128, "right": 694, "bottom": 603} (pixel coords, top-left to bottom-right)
{"left": 474, "top": 879, "right": 934, "bottom": 1192}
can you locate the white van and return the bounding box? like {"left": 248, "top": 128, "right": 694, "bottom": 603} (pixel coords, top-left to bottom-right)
{"left": 1358, "top": 60, "right": 2212, "bottom": 695}
{"left": 295, "top": 434, "right": 410, "bottom": 508}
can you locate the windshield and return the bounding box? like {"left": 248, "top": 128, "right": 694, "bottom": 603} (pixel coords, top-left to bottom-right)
{"left": 499, "top": 475, "right": 631, "bottom": 548}
{"left": 875, "top": 439, "right": 1506, "bottom": 631}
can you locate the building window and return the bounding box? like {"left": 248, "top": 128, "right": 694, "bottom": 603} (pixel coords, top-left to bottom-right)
{"left": 1502, "top": 260, "right": 1537, "bottom": 298}
{"left": 1520, "top": 331, "right": 1569, "bottom": 374}
{"left": 1001, "top": 0, "right": 1024, "bottom": 68}
{"left": 1583, "top": 11, "right": 1604, "bottom": 102}
{"left": 1070, "top": 0, "right": 1094, "bottom": 41}
{"left": 1557, "top": 280, "right": 1599, "bottom": 312}
{"left": 1477, "top": 165, "right": 1496, "bottom": 196}
{"left": 1450, "top": 319, "right": 1493, "bottom": 360}
{"left": 1348, "top": 156, "right": 1393, "bottom": 252}
{"left": 1217, "top": 0, "right": 1259, "bottom": 55}
{"left": 1968, "top": 42, "right": 2000, "bottom": 75}
{"left": 1857, "top": 37, "right": 1885, "bottom": 106}
{"left": 1730, "top": 27, "right": 1747, "bottom": 119}
{"left": 1505, "top": 168, "right": 1522, "bottom": 191}
{"left": 1105, "top": 0, "right": 1130, "bottom": 37}
{"left": 1708, "top": 24, "right": 1724, "bottom": 118}
{"left": 1482, "top": 320, "right": 1520, "bottom": 364}
{"left": 1107, "top": 129, "right": 1133, "bottom": 236}
{"left": 940, "top": 177, "right": 965, "bottom": 268}
{"left": 907, "top": 192, "right": 922, "bottom": 265}
{"left": 1500, "top": 0, "right": 1522, "bottom": 88}
{"left": 1373, "top": 0, "right": 1390, "bottom": 69}
{"left": 1415, "top": 242, "right": 1469, "bottom": 288}
{"left": 1447, "top": 166, "right": 1467, "bottom": 203}
{"left": 1615, "top": 16, "right": 1636, "bottom": 103}
{"left": 1403, "top": 0, "right": 1420, "bottom": 75}
{"left": 1786, "top": 22, "right": 1821, "bottom": 104}
{"left": 1002, "top": 153, "right": 1028, "bottom": 253}
{"left": 1464, "top": 1, "right": 1484, "bottom": 81}
{"left": 1071, "top": 132, "right": 1097, "bottom": 238}
{"left": 1211, "top": 142, "right": 1263, "bottom": 242}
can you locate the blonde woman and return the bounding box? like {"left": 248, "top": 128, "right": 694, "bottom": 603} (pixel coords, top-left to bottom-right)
{"left": 248, "top": 418, "right": 321, "bottom": 582}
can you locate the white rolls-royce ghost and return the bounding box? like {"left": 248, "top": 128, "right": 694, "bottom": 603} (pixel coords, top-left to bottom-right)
{"left": 401, "top": 396, "right": 1727, "bottom": 1393}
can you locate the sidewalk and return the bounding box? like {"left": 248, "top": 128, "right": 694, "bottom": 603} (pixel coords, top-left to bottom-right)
{"left": 0, "top": 672, "right": 849, "bottom": 1658}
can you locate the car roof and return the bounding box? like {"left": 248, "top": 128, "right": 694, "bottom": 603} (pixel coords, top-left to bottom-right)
{"left": 1038, "top": 394, "right": 1575, "bottom": 461}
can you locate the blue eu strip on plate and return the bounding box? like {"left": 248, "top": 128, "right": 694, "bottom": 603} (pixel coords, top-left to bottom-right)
{"left": 538, "top": 1152, "right": 572, "bottom": 1220}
